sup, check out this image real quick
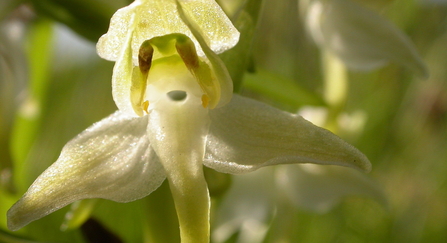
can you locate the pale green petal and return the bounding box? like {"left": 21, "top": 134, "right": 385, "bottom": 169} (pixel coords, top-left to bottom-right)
{"left": 96, "top": 3, "right": 135, "bottom": 61}
{"left": 110, "top": 14, "right": 138, "bottom": 117}
{"left": 177, "top": 0, "right": 239, "bottom": 54}
{"left": 307, "top": 0, "right": 428, "bottom": 77}
{"left": 97, "top": 0, "right": 239, "bottom": 64}
{"left": 276, "top": 164, "right": 387, "bottom": 213}
{"left": 7, "top": 111, "right": 166, "bottom": 231}
{"left": 146, "top": 59, "right": 211, "bottom": 243}
{"left": 204, "top": 95, "right": 371, "bottom": 174}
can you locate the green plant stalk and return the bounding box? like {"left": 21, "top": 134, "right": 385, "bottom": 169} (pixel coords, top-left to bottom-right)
{"left": 322, "top": 50, "right": 348, "bottom": 133}
{"left": 219, "top": 0, "right": 265, "bottom": 92}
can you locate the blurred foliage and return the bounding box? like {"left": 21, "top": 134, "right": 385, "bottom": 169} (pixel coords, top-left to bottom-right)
{"left": 27, "top": 0, "right": 131, "bottom": 41}
{"left": 1, "top": 0, "right": 447, "bottom": 242}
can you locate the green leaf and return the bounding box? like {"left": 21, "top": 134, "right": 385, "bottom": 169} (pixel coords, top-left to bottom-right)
{"left": 0, "top": 229, "right": 51, "bottom": 243}
{"left": 10, "top": 19, "right": 54, "bottom": 191}
{"left": 219, "top": 0, "right": 265, "bottom": 92}
{"left": 92, "top": 182, "right": 180, "bottom": 243}
{"left": 242, "top": 69, "right": 325, "bottom": 109}
{"left": 60, "top": 199, "right": 99, "bottom": 231}
{"left": 142, "top": 182, "right": 180, "bottom": 243}
{"left": 30, "top": 0, "right": 122, "bottom": 42}
{"left": 0, "top": 189, "right": 16, "bottom": 230}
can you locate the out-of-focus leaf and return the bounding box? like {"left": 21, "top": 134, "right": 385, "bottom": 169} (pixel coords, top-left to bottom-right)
{"left": 61, "top": 199, "right": 99, "bottom": 231}
{"left": 243, "top": 69, "right": 325, "bottom": 109}
{"left": 30, "top": 0, "right": 127, "bottom": 42}
{"left": 142, "top": 182, "right": 180, "bottom": 243}
{"left": 0, "top": 0, "right": 22, "bottom": 21}
{"left": 204, "top": 166, "right": 232, "bottom": 198}
{"left": 0, "top": 229, "right": 50, "bottom": 243}
{"left": 219, "top": 0, "right": 265, "bottom": 92}
{"left": 91, "top": 182, "right": 180, "bottom": 243}
{"left": 0, "top": 189, "right": 16, "bottom": 229}
{"left": 17, "top": 209, "right": 85, "bottom": 242}
{"left": 10, "top": 18, "right": 53, "bottom": 191}
{"left": 0, "top": 21, "right": 27, "bottom": 194}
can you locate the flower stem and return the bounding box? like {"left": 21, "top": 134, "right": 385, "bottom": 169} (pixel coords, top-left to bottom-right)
{"left": 322, "top": 50, "right": 348, "bottom": 133}
{"left": 167, "top": 166, "right": 210, "bottom": 243}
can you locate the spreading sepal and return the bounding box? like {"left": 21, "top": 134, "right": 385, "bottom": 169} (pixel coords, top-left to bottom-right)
{"left": 7, "top": 111, "right": 166, "bottom": 231}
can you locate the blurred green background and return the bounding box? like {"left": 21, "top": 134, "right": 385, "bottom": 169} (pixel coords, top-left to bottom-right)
{"left": 1, "top": 0, "right": 447, "bottom": 242}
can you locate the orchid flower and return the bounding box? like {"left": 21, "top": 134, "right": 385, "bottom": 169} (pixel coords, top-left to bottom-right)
{"left": 212, "top": 163, "right": 386, "bottom": 243}
{"left": 7, "top": 0, "right": 371, "bottom": 242}
{"left": 302, "top": 0, "right": 428, "bottom": 77}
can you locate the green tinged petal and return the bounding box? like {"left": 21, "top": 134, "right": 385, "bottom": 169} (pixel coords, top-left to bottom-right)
{"left": 110, "top": 14, "right": 138, "bottom": 116}
{"left": 204, "top": 94, "right": 371, "bottom": 174}
{"left": 7, "top": 111, "right": 166, "bottom": 231}
{"left": 307, "top": 0, "right": 428, "bottom": 77}
{"left": 96, "top": 0, "right": 239, "bottom": 64}
{"left": 277, "top": 164, "right": 387, "bottom": 213}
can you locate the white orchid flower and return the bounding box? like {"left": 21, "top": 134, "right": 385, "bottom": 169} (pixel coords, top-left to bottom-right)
{"left": 212, "top": 163, "right": 385, "bottom": 243}
{"left": 8, "top": 0, "right": 371, "bottom": 242}
{"left": 303, "top": 0, "right": 428, "bottom": 77}
{"left": 276, "top": 164, "right": 387, "bottom": 213}
{"left": 212, "top": 169, "right": 276, "bottom": 243}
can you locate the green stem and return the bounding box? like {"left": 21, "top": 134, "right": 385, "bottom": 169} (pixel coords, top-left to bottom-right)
{"left": 167, "top": 165, "right": 210, "bottom": 243}
{"left": 322, "top": 50, "right": 348, "bottom": 133}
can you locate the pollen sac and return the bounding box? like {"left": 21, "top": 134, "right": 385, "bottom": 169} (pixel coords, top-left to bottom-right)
{"left": 139, "top": 40, "right": 154, "bottom": 75}
{"left": 130, "top": 40, "right": 154, "bottom": 116}
{"left": 130, "top": 66, "right": 148, "bottom": 117}
{"left": 175, "top": 35, "right": 200, "bottom": 69}
{"left": 175, "top": 34, "right": 221, "bottom": 109}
